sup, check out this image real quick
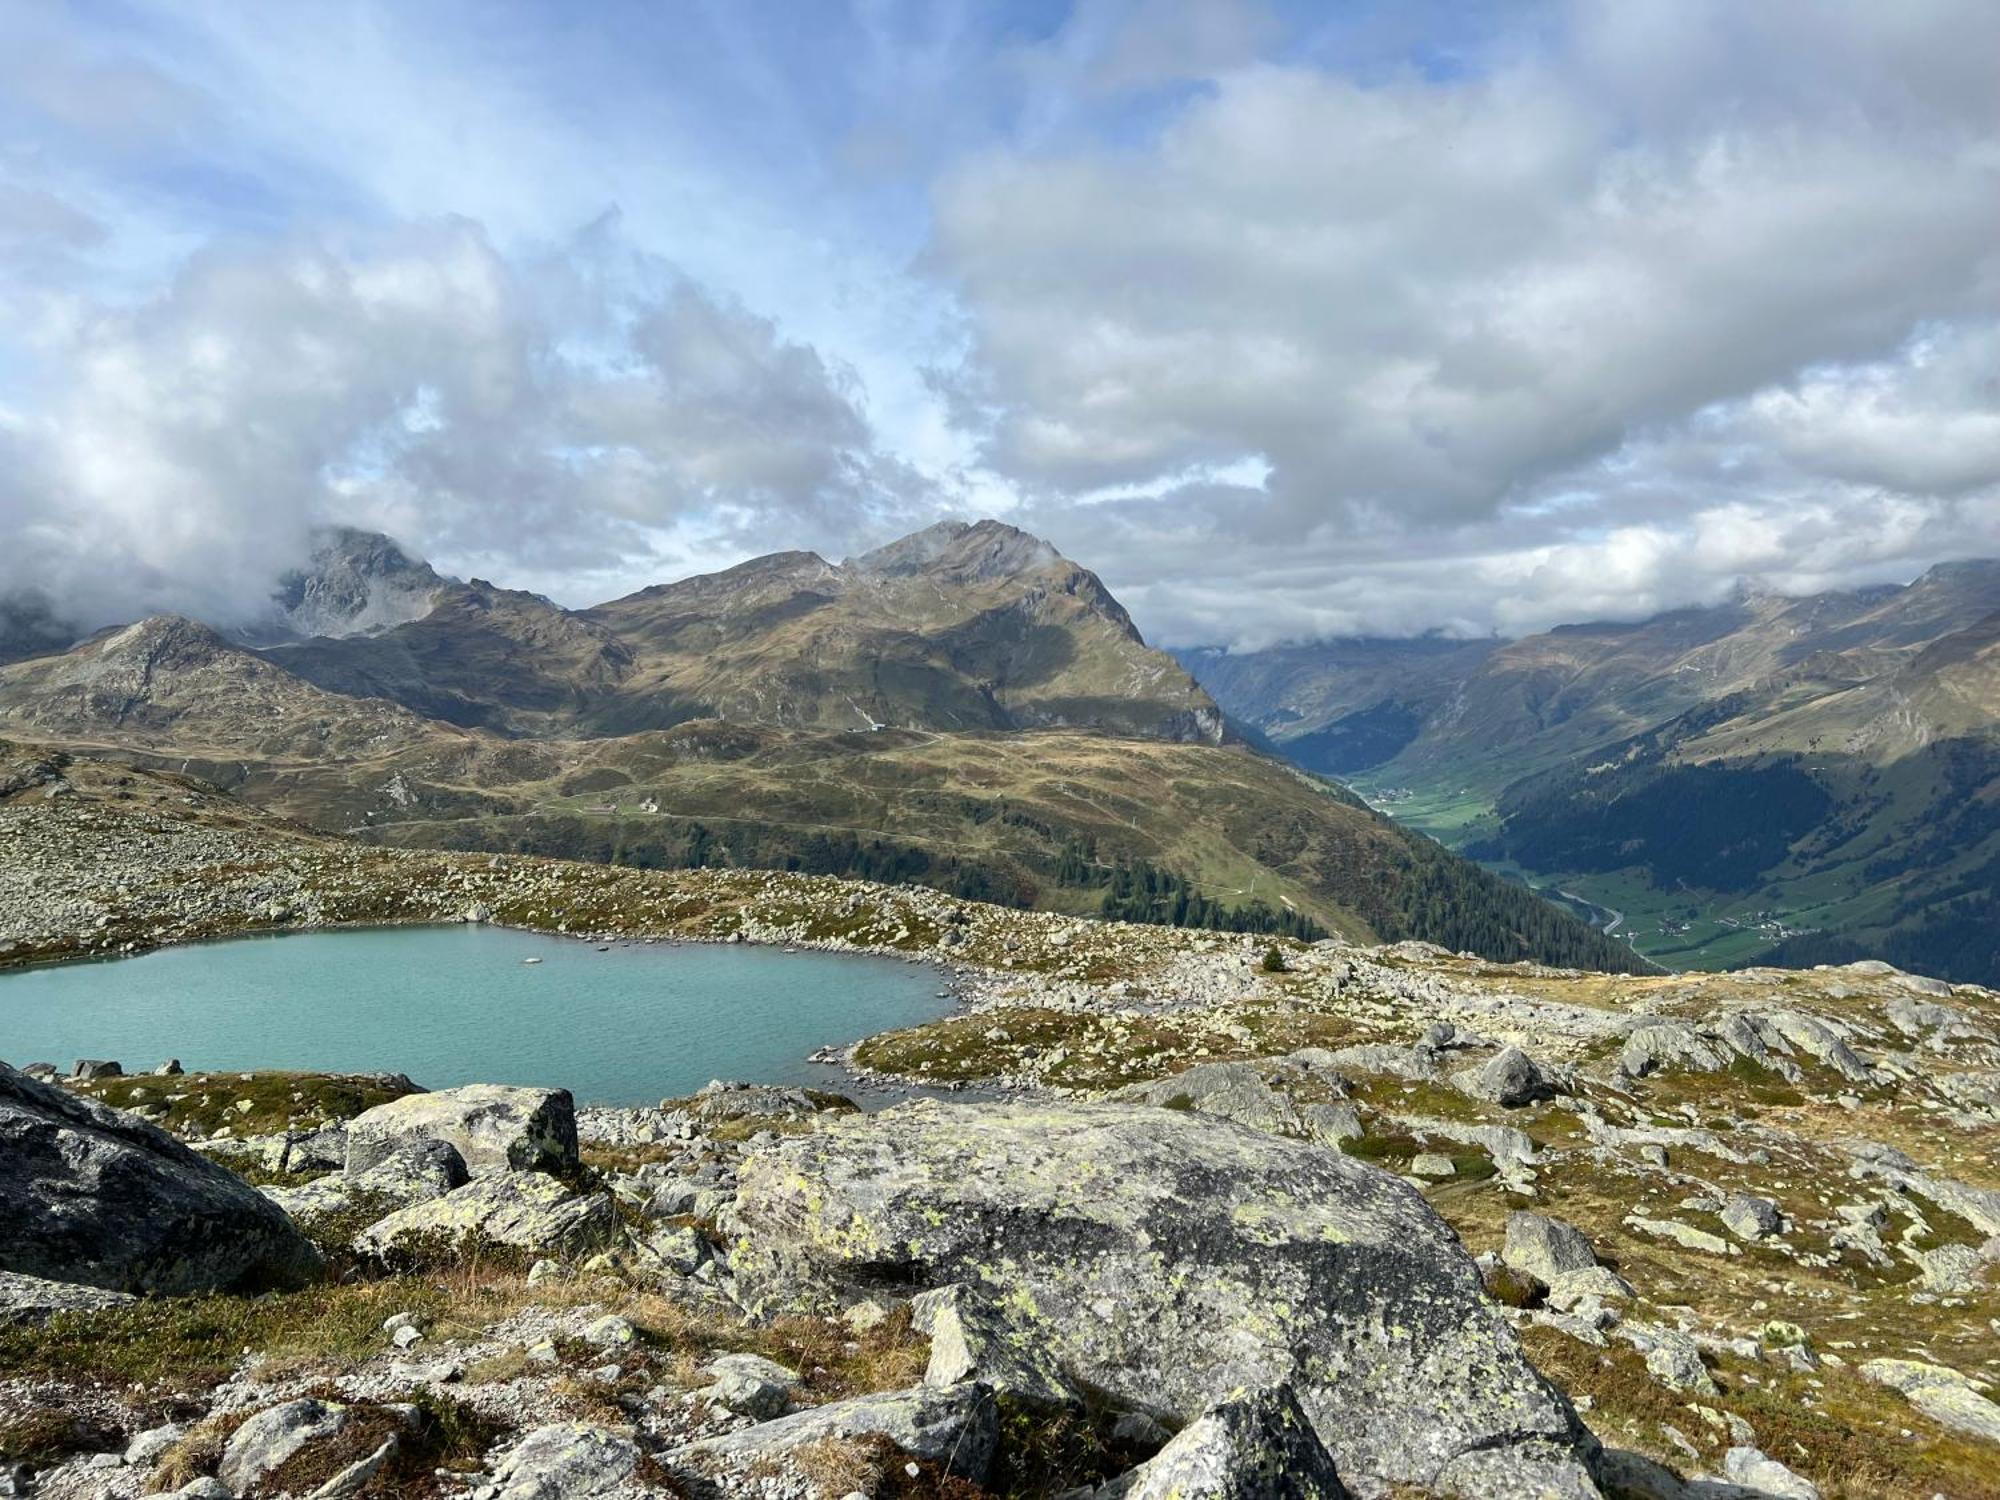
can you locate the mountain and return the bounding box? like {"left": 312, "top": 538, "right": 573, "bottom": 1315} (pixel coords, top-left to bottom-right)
{"left": 0, "top": 521, "right": 1641, "bottom": 972}
{"left": 251, "top": 526, "right": 453, "bottom": 642}
{"left": 1182, "top": 562, "right": 2000, "bottom": 983}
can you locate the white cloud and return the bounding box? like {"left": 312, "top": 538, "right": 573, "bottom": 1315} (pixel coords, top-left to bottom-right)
{"left": 0, "top": 218, "right": 928, "bottom": 631}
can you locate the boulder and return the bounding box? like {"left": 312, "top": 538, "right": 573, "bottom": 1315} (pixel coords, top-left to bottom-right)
{"left": 1502, "top": 1212, "right": 1599, "bottom": 1287}
{"left": 1545, "top": 1267, "right": 1635, "bottom": 1313}
{"left": 701, "top": 1352, "right": 801, "bottom": 1419}
{"left": 724, "top": 1100, "right": 1592, "bottom": 1496}
{"left": 1723, "top": 1445, "right": 1820, "bottom": 1500}
{"left": 1452, "top": 1046, "right": 1557, "bottom": 1108}
{"left": 345, "top": 1085, "right": 577, "bottom": 1176}
{"left": 1117, "top": 1062, "right": 1300, "bottom": 1136}
{"left": 354, "top": 1171, "right": 614, "bottom": 1259}
{"left": 218, "top": 1398, "right": 350, "bottom": 1495}
{"left": 911, "top": 1283, "right": 1082, "bottom": 1411}
{"left": 492, "top": 1422, "right": 641, "bottom": 1500}
{"left": 0, "top": 1061, "right": 322, "bottom": 1295}
{"left": 673, "top": 1383, "right": 998, "bottom": 1481}
{"left": 72, "top": 1060, "right": 122, "bottom": 1081}
{"left": 1121, "top": 1385, "right": 1348, "bottom": 1499}
{"left": 263, "top": 1139, "right": 468, "bottom": 1222}
{"left": 1618, "top": 1022, "right": 1729, "bottom": 1078}
{"left": 1861, "top": 1358, "right": 2000, "bottom": 1443}
{"left": 1719, "top": 1193, "right": 1784, "bottom": 1242}
{"left": 0, "top": 1268, "right": 136, "bottom": 1325}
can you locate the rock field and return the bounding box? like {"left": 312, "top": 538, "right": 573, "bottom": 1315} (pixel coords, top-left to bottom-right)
{"left": 4, "top": 745, "right": 2000, "bottom": 1498}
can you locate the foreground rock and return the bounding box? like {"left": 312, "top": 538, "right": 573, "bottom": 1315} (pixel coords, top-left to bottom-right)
{"left": 0, "top": 1267, "right": 136, "bottom": 1324}
{"left": 726, "top": 1099, "right": 1594, "bottom": 1496}
{"left": 493, "top": 1422, "right": 643, "bottom": 1500}
{"left": 354, "top": 1170, "right": 614, "bottom": 1260}
{"left": 673, "top": 1382, "right": 999, "bottom": 1482}
{"left": 263, "top": 1137, "right": 468, "bottom": 1222}
{"left": 1118, "top": 1385, "right": 1349, "bottom": 1499}
{"left": 0, "top": 1060, "right": 322, "bottom": 1294}
{"left": 344, "top": 1084, "right": 578, "bottom": 1176}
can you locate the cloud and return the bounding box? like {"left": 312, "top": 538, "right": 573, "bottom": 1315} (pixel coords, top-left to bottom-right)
{"left": 929, "top": 0, "right": 2000, "bottom": 642}
{"left": 0, "top": 216, "right": 927, "bottom": 632}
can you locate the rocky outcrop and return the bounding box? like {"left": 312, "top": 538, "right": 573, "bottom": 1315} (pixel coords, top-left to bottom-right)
{"left": 672, "top": 1383, "right": 999, "bottom": 1482}
{"left": 354, "top": 1170, "right": 613, "bottom": 1259}
{"left": 492, "top": 1422, "right": 643, "bottom": 1500}
{"left": 1117, "top": 1385, "right": 1349, "bottom": 1499}
{"left": 264, "top": 1138, "right": 467, "bottom": 1222}
{"left": 0, "top": 1060, "right": 321, "bottom": 1295}
{"left": 724, "top": 1099, "right": 1594, "bottom": 1496}
{"left": 0, "top": 1268, "right": 135, "bottom": 1325}
{"left": 344, "top": 1084, "right": 577, "bottom": 1176}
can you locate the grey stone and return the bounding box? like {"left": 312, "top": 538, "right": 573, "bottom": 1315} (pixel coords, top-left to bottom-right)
{"left": 354, "top": 1171, "right": 614, "bottom": 1259}
{"left": 912, "top": 1283, "right": 1081, "bottom": 1411}
{"left": 1545, "top": 1266, "right": 1634, "bottom": 1312}
{"left": 1619, "top": 1022, "right": 1730, "bottom": 1078}
{"left": 219, "top": 1398, "right": 350, "bottom": 1494}
{"left": 724, "top": 1100, "right": 1591, "bottom": 1496}
{"left": 263, "top": 1138, "right": 468, "bottom": 1222}
{"left": 674, "top": 1383, "right": 998, "bottom": 1481}
{"left": 0, "top": 1061, "right": 321, "bottom": 1295}
{"left": 706, "top": 1367, "right": 792, "bottom": 1420}
{"left": 123, "top": 1425, "right": 183, "bottom": 1468}
{"left": 1723, "top": 1445, "right": 1820, "bottom": 1499}
{"left": 1117, "top": 1062, "right": 1299, "bottom": 1136}
{"left": 492, "top": 1422, "right": 640, "bottom": 1500}
{"left": 1503, "top": 1211, "right": 1599, "bottom": 1286}
{"left": 0, "top": 1268, "right": 138, "bottom": 1325}
{"left": 1719, "top": 1194, "right": 1784, "bottom": 1242}
{"left": 1122, "top": 1385, "right": 1348, "bottom": 1499}
{"left": 72, "top": 1060, "right": 122, "bottom": 1081}
{"left": 1861, "top": 1358, "right": 2000, "bottom": 1443}
{"left": 345, "top": 1085, "right": 577, "bottom": 1177}
{"left": 1409, "top": 1152, "right": 1456, "bottom": 1179}
{"left": 1453, "top": 1046, "right": 1556, "bottom": 1108}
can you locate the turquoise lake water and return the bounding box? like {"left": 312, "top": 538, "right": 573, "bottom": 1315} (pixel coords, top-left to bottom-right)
{"left": 0, "top": 926, "right": 954, "bottom": 1105}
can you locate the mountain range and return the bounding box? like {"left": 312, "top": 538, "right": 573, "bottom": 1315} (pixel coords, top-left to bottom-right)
{"left": 0, "top": 521, "right": 1641, "bottom": 972}
{"left": 1178, "top": 561, "right": 2000, "bottom": 985}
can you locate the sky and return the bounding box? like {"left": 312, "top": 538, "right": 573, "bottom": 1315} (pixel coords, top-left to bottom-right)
{"left": 2, "top": 0, "right": 1997, "bottom": 650}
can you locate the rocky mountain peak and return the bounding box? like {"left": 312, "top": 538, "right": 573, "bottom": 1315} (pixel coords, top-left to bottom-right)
{"left": 261, "top": 527, "right": 450, "bottom": 641}
{"left": 847, "top": 519, "right": 1063, "bottom": 583}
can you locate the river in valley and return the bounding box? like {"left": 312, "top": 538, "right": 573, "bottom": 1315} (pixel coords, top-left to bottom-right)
{"left": 0, "top": 925, "right": 956, "bottom": 1105}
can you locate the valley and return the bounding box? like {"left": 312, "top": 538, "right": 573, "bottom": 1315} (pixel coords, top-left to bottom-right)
{"left": 1181, "top": 564, "right": 2000, "bottom": 987}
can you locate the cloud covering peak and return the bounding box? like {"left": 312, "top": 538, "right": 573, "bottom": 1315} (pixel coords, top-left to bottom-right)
{"left": 1, "top": 0, "right": 1996, "bottom": 648}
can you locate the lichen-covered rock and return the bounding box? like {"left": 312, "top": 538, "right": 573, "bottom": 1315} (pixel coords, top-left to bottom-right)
{"left": 724, "top": 1100, "right": 1593, "bottom": 1496}
{"left": 1861, "top": 1358, "right": 2000, "bottom": 1443}
{"left": 0, "top": 1268, "right": 137, "bottom": 1325}
{"left": 219, "top": 1398, "right": 350, "bottom": 1495}
{"left": 1453, "top": 1046, "right": 1557, "bottom": 1108}
{"left": 1719, "top": 1193, "right": 1783, "bottom": 1242}
{"left": 353, "top": 1170, "right": 613, "bottom": 1259}
{"left": 673, "top": 1382, "right": 998, "bottom": 1481}
{"left": 912, "top": 1283, "right": 1081, "bottom": 1411}
{"left": 492, "top": 1422, "right": 641, "bottom": 1500}
{"left": 345, "top": 1084, "right": 577, "bottom": 1176}
{"left": 263, "top": 1138, "right": 467, "bottom": 1222}
{"left": 1503, "top": 1211, "right": 1599, "bottom": 1287}
{"left": 1618, "top": 1022, "right": 1729, "bottom": 1078}
{"left": 1117, "top": 1062, "right": 1301, "bottom": 1135}
{"left": 1120, "top": 1385, "right": 1347, "bottom": 1499}
{"left": 0, "top": 1061, "right": 322, "bottom": 1295}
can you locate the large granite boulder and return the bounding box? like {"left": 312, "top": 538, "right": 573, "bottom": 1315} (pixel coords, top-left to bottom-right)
{"left": 345, "top": 1084, "right": 577, "bottom": 1176}
{"left": 264, "top": 1139, "right": 468, "bottom": 1223}
{"left": 0, "top": 1060, "right": 322, "bottom": 1295}
{"left": 724, "top": 1100, "right": 1595, "bottom": 1497}
{"left": 354, "top": 1170, "right": 614, "bottom": 1259}
{"left": 1119, "top": 1385, "right": 1348, "bottom": 1499}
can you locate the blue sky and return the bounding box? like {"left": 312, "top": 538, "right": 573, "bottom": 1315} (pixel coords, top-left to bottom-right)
{"left": 3, "top": 0, "right": 1997, "bottom": 645}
